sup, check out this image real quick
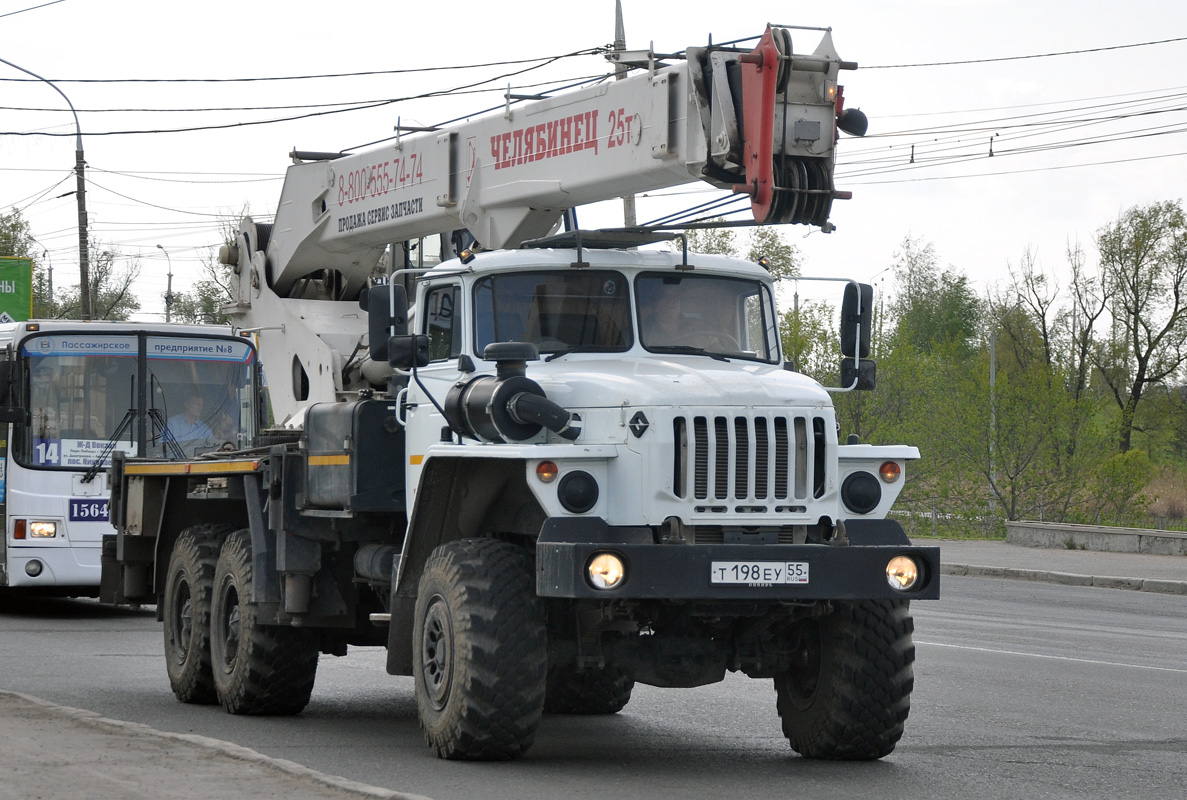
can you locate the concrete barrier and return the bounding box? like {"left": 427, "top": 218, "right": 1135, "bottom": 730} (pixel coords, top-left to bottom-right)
{"left": 1006, "top": 521, "right": 1187, "bottom": 556}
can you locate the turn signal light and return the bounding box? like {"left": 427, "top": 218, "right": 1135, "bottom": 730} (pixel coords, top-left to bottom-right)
{"left": 879, "top": 461, "right": 902, "bottom": 483}
{"left": 535, "top": 460, "right": 559, "bottom": 483}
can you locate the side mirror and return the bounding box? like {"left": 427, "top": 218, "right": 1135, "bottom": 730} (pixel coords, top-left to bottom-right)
{"left": 389, "top": 334, "right": 430, "bottom": 370}
{"left": 362, "top": 284, "right": 409, "bottom": 362}
{"left": 0, "top": 360, "right": 24, "bottom": 422}
{"left": 840, "top": 283, "right": 873, "bottom": 359}
{"left": 841, "top": 357, "right": 877, "bottom": 391}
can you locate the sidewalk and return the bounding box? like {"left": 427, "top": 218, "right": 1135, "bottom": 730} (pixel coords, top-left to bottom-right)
{"left": 3, "top": 541, "right": 1184, "bottom": 800}
{"left": 0, "top": 691, "right": 428, "bottom": 800}
{"left": 935, "top": 537, "right": 1187, "bottom": 594}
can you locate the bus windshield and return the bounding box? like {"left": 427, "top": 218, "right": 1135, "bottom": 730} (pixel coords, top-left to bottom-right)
{"left": 14, "top": 332, "right": 257, "bottom": 468}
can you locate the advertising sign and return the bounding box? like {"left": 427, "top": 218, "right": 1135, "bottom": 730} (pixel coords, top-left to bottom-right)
{"left": 0, "top": 257, "right": 33, "bottom": 323}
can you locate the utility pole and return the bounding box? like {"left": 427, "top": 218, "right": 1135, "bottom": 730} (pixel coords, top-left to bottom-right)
{"left": 156, "top": 245, "right": 174, "bottom": 323}
{"left": 614, "top": 0, "right": 637, "bottom": 228}
{"left": 0, "top": 57, "right": 90, "bottom": 319}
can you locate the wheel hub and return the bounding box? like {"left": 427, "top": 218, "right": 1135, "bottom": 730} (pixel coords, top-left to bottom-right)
{"left": 787, "top": 619, "right": 822, "bottom": 706}
{"left": 421, "top": 596, "right": 454, "bottom": 710}
{"left": 219, "top": 583, "right": 241, "bottom": 671}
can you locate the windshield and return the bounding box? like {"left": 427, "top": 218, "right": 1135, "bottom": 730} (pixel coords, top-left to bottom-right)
{"left": 14, "top": 333, "right": 257, "bottom": 468}
{"left": 636, "top": 274, "right": 780, "bottom": 362}
{"left": 473, "top": 270, "right": 632, "bottom": 355}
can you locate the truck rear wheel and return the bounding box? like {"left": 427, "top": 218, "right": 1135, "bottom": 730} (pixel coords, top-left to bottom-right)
{"left": 775, "top": 599, "right": 915, "bottom": 760}
{"left": 544, "top": 663, "right": 634, "bottom": 715}
{"left": 413, "top": 538, "right": 546, "bottom": 760}
{"left": 210, "top": 530, "right": 319, "bottom": 715}
{"left": 162, "top": 524, "right": 233, "bottom": 704}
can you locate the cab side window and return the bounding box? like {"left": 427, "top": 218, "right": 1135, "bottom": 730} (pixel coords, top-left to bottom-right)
{"left": 424, "top": 284, "right": 461, "bottom": 361}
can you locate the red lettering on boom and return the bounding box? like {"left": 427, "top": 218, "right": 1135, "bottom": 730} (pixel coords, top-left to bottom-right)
{"left": 491, "top": 110, "right": 610, "bottom": 170}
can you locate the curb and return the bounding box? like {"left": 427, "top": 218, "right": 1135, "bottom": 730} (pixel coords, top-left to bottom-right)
{"left": 941, "top": 563, "right": 1187, "bottom": 595}
{"left": 0, "top": 690, "right": 432, "bottom": 800}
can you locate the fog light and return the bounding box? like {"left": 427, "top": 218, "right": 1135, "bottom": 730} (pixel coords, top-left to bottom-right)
{"left": 886, "top": 556, "right": 919, "bottom": 591}
{"left": 587, "top": 553, "right": 625, "bottom": 590}
{"left": 30, "top": 521, "right": 57, "bottom": 538}
{"left": 25, "top": 559, "right": 43, "bottom": 577}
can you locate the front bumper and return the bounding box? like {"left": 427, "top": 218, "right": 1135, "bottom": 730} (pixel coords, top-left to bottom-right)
{"left": 536, "top": 538, "right": 940, "bottom": 601}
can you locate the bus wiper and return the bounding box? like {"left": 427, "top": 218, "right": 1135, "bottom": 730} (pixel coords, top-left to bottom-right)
{"left": 650, "top": 345, "right": 729, "bottom": 362}
{"left": 82, "top": 408, "right": 135, "bottom": 484}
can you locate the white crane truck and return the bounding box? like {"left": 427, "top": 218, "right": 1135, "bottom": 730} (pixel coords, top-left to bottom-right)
{"left": 99, "top": 25, "right": 939, "bottom": 761}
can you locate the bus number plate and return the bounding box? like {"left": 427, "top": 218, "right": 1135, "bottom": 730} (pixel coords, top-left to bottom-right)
{"left": 710, "top": 561, "right": 809, "bottom": 585}
{"left": 69, "top": 499, "right": 110, "bottom": 522}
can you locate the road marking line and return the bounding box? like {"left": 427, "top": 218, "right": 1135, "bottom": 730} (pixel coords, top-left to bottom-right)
{"left": 916, "top": 640, "right": 1187, "bottom": 674}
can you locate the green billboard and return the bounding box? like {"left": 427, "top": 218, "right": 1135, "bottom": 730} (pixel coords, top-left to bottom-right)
{"left": 0, "top": 257, "right": 33, "bottom": 322}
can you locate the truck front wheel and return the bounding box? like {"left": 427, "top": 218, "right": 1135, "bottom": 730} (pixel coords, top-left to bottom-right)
{"left": 413, "top": 538, "right": 546, "bottom": 760}
{"left": 162, "top": 524, "right": 233, "bottom": 704}
{"left": 775, "top": 599, "right": 915, "bottom": 760}
{"left": 210, "top": 530, "right": 319, "bottom": 715}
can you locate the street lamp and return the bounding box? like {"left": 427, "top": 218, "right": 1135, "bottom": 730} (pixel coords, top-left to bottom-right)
{"left": 0, "top": 56, "right": 91, "bottom": 319}
{"left": 156, "top": 245, "right": 174, "bottom": 323}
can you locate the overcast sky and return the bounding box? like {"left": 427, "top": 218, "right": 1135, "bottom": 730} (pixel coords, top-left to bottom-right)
{"left": 3, "top": 0, "right": 1186, "bottom": 320}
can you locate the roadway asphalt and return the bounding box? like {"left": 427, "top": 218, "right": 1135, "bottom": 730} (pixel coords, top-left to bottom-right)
{"left": 2, "top": 538, "right": 1184, "bottom": 800}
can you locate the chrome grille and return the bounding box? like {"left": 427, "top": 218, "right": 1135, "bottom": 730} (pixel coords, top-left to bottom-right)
{"left": 673, "top": 413, "right": 828, "bottom": 504}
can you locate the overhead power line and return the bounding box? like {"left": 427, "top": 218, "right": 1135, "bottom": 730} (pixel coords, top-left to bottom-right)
{"left": 0, "top": 50, "right": 597, "bottom": 138}
{"left": 865, "top": 35, "right": 1187, "bottom": 69}
{"left": 0, "top": 48, "right": 606, "bottom": 83}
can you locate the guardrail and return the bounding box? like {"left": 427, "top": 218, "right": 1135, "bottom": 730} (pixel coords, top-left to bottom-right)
{"left": 1006, "top": 521, "right": 1187, "bottom": 556}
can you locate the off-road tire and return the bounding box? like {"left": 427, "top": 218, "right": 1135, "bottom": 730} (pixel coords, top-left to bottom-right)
{"left": 210, "top": 529, "right": 319, "bottom": 715}
{"left": 544, "top": 663, "right": 634, "bottom": 715}
{"left": 413, "top": 538, "right": 546, "bottom": 760}
{"left": 775, "top": 599, "right": 915, "bottom": 760}
{"left": 162, "top": 524, "right": 233, "bottom": 704}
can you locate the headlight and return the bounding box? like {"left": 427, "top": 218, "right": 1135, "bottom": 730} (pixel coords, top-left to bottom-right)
{"left": 886, "top": 556, "right": 920, "bottom": 591}
{"left": 558, "top": 471, "right": 599, "bottom": 514}
{"left": 587, "top": 553, "right": 626, "bottom": 590}
{"left": 29, "top": 521, "right": 57, "bottom": 538}
{"left": 841, "top": 471, "right": 881, "bottom": 514}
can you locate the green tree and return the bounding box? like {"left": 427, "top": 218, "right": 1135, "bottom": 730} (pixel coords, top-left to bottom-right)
{"left": 681, "top": 223, "right": 736, "bottom": 255}
{"left": 40, "top": 240, "right": 141, "bottom": 320}
{"left": 1094, "top": 200, "right": 1187, "bottom": 452}
{"left": 170, "top": 212, "right": 248, "bottom": 325}
{"left": 746, "top": 226, "right": 801, "bottom": 280}
{"left": 888, "top": 235, "right": 982, "bottom": 356}
{"left": 0, "top": 207, "right": 35, "bottom": 258}
{"left": 170, "top": 257, "right": 234, "bottom": 325}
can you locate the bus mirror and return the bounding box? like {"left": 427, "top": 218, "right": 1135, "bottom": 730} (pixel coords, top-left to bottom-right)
{"left": 0, "top": 360, "right": 21, "bottom": 418}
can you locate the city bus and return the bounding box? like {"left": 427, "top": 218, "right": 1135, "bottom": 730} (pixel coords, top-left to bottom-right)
{"left": 0, "top": 320, "right": 261, "bottom": 595}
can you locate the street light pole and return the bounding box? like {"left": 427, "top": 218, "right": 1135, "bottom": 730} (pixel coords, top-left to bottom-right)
{"left": 156, "top": 245, "right": 174, "bottom": 323}
{"left": 0, "top": 56, "right": 91, "bottom": 320}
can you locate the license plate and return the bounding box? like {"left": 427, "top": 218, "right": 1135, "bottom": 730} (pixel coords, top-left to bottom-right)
{"left": 710, "top": 561, "right": 809, "bottom": 585}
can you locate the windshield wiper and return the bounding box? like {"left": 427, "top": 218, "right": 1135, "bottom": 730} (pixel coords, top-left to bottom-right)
{"left": 82, "top": 408, "right": 135, "bottom": 484}
{"left": 543, "top": 346, "right": 615, "bottom": 362}
{"left": 648, "top": 345, "right": 729, "bottom": 362}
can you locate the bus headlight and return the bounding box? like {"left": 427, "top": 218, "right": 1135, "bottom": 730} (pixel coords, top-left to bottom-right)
{"left": 29, "top": 521, "right": 57, "bottom": 538}
{"left": 886, "top": 556, "right": 920, "bottom": 591}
